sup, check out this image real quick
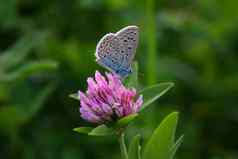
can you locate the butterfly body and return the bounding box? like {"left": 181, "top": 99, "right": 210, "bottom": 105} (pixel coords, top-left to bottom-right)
{"left": 96, "top": 58, "right": 132, "bottom": 77}
{"left": 95, "top": 26, "right": 139, "bottom": 77}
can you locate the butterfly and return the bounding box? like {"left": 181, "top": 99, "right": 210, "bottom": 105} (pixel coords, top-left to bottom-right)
{"left": 95, "top": 25, "right": 139, "bottom": 78}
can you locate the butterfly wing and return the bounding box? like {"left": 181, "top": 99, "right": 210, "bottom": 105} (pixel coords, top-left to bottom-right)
{"left": 95, "top": 26, "right": 139, "bottom": 77}
{"left": 95, "top": 33, "right": 124, "bottom": 74}
{"left": 115, "top": 26, "right": 139, "bottom": 68}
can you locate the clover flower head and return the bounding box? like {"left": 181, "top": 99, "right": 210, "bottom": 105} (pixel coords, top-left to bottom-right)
{"left": 78, "top": 71, "right": 143, "bottom": 123}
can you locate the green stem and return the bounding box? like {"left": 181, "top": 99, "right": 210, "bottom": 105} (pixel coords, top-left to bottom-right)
{"left": 146, "top": 0, "right": 157, "bottom": 85}
{"left": 138, "top": 145, "right": 141, "bottom": 159}
{"left": 118, "top": 132, "right": 128, "bottom": 159}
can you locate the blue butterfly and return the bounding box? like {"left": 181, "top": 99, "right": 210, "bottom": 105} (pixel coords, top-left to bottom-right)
{"left": 95, "top": 26, "right": 139, "bottom": 77}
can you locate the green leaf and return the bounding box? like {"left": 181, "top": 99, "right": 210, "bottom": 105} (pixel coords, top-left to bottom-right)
{"left": 69, "top": 93, "right": 80, "bottom": 101}
{"left": 0, "top": 83, "right": 56, "bottom": 134}
{"left": 124, "top": 62, "right": 138, "bottom": 88}
{"left": 0, "top": 0, "right": 18, "bottom": 28}
{"left": 128, "top": 134, "right": 141, "bottom": 159}
{"left": 0, "top": 106, "right": 26, "bottom": 133}
{"left": 0, "top": 32, "right": 47, "bottom": 70}
{"left": 22, "top": 83, "right": 56, "bottom": 121}
{"left": 169, "top": 135, "right": 184, "bottom": 159}
{"left": 88, "top": 124, "right": 114, "bottom": 136}
{"left": 73, "top": 127, "right": 94, "bottom": 134}
{"left": 0, "top": 60, "right": 58, "bottom": 82}
{"left": 115, "top": 113, "right": 138, "bottom": 129}
{"left": 142, "top": 112, "right": 179, "bottom": 159}
{"left": 140, "top": 82, "right": 174, "bottom": 110}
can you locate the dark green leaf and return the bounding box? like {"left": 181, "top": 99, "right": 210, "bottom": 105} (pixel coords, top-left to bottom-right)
{"left": 88, "top": 124, "right": 114, "bottom": 136}
{"left": 142, "top": 112, "right": 178, "bottom": 159}
{"left": 0, "top": 32, "right": 47, "bottom": 70}
{"left": 0, "top": 61, "right": 58, "bottom": 82}
{"left": 0, "top": 83, "right": 56, "bottom": 134}
{"left": 115, "top": 113, "right": 138, "bottom": 129}
{"left": 73, "top": 127, "right": 94, "bottom": 134}
{"left": 24, "top": 83, "right": 57, "bottom": 120}
{"left": 0, "top": 106, "right": 26, "bottom": 133}
{"left": 128, "top": 134, "right": 141, "bottom": 159}
{"left": 140, "top": 82, "right": 174, "bottom": 110}
{"left": 169, "top": 135, "right": 184, "bottom": 159}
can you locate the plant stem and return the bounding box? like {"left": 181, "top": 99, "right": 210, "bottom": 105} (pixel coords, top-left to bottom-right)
{"left": 146, "top": 0, "right": 157, "bottom": 85}
{"left": 118, "top": 132, "right": 128, "bottom": 159}
{"left": 138, "top": 145, "right": 141, "bottom": 159}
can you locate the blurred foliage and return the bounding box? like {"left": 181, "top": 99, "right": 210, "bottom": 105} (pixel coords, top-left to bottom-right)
{"left": 1, "top": 0, "right": 238, "bottom": 159}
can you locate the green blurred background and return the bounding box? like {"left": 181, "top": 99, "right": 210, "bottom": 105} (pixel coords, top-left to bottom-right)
{"left": 1, "top": 0, "right": 238, "bottom": 159}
